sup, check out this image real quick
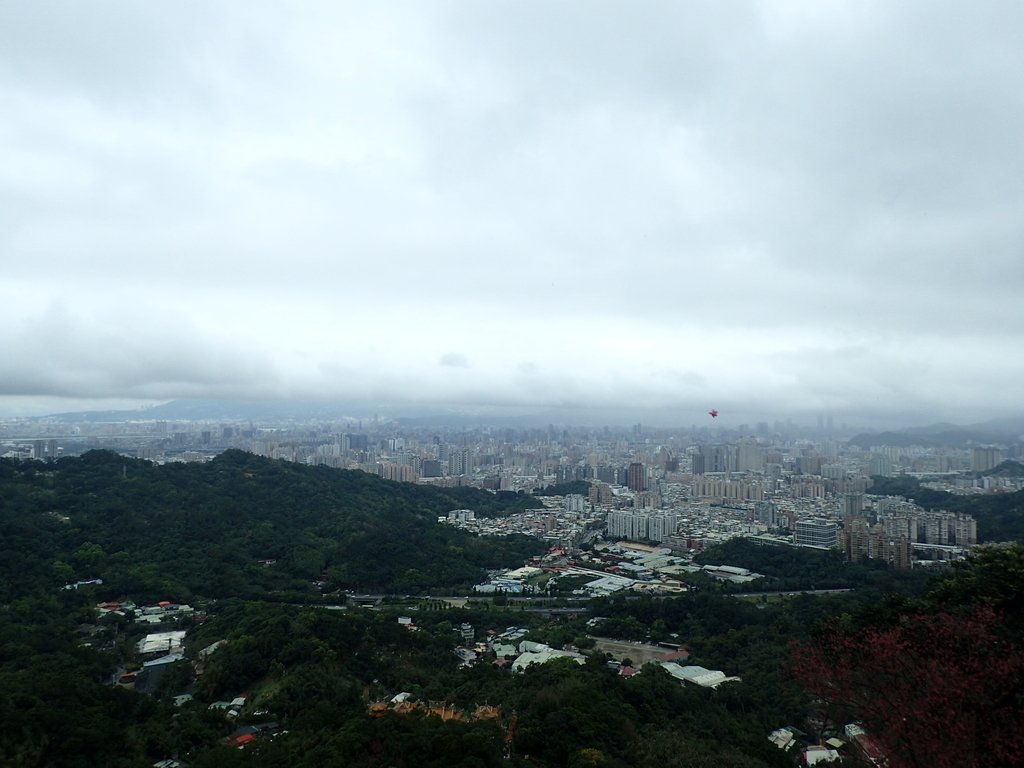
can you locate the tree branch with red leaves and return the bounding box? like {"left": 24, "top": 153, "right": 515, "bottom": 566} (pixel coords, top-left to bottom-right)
{"left": 791, "top": 604, "right": 1024, "bottom": 768}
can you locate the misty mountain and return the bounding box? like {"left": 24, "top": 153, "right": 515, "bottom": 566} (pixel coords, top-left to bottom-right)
{"left": 40, "top": 399, "right": 563, "bottom": 427}
{"left": 42, "top": 399, "right": 375, "bottom": 423}
{"left": 847, "top": 416, "right": 1024, "bottom": 449}
{"left": 35, "top": 399, "right": 1024, "bottom": 436}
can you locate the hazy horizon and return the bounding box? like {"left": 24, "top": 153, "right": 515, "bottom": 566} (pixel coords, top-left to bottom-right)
{"left": 3, "top": 396, "right": 1023, "bottom": 438}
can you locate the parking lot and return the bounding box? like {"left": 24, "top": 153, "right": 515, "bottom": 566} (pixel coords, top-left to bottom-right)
{"left": 591, "top": 638, "right": 676, "bottom": 665}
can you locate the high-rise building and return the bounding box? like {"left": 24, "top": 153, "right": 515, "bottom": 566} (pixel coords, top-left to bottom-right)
{"left": 553, "top": 465, "right": 572, "bottom": 484}
{"left": 565, "top": 494, "right": 588, "bottom": 514}
{"left": 877, "top": 535, "right": 912, "bottom": 569}
{"left": 789, "top": 480, "right": 826, "bottom": 499}
{"left": 699, "top": 444, "right": 731, "bottom": 473}
{"left": 647, "top": 513, "right": 680, "bottom": 542}
{"left": 589, "top": 482, "right": 615, "bottom": 505}
{"left": 953, "top": 514, "right": 977, "bottom": 546}
{"left": 867, "top": 455, "right": 893, "bottom": 476}
{"left": 822, "top": 464, "right": 847, "bottom": 481}
{"left": 843, "top": 493, "right": 864, "bottom": 519}
{"left": 691, "top": 454, "right": 706, "bottom": 475}
{"left": 922, "top": 513, "right": 950, "bottom": 545}
{"left": 690, "top": 478, "right": 765, "bottom": 501}
{"left": 794, "top": 519, "right": 839, "bottom": 549}
{"left": 735, "top": 440, "right": 764, "bottom": 472}
{"left": 627, "top": 462, "right": 646, "bottom": 492}
{"left": 842, "top": 517, "right": 871, "bottom": 561}
{"left": 796, "top": 455, "right": 823, "bottom": 475}
{"left": 881, "top": 513, "right": 918, "bottom": 542}
{"left": 633, "top": 491, "right": 660, "bottom": 509}
{"left": 606, "top": 511, "right": 648, "bottom": 540}
{"left": 606, "top": 511, "right": 679, "bottom": 542}
{"left": 880, "top": 509, "right": 976, "bottom": 548}
{"left": 754, "top": 501, "right": 778, "bottom": 526}
{"left": 345, "top": 434, "right": 369, "bottom": 451}
{"left": 971, "top": 447, "right": 1003, "bottom": 472}
{"left": 377, "top": 463, "right": 418, "bottom": 483}
{"left": 448, "top": 448, "right": 471, "bottom": 477}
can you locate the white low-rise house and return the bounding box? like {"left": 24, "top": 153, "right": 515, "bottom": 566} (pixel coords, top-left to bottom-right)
{"left": 504, "top": 566, "right": 543, "bottom": 580}
{"left": 473, "top": 578, "right": 524, "bottom": 594}
{"left": 768, "top": 727, "right": 797, "bottom": 751}
{"left": 137, "top": 630, "right": 187, "bottom": 655}
{"left": 659, "top": 662, "right": 740, "bottom": 688}
{"left": 143, "top": 651, "right": 184, "bottom": 668}
{"left": 497, "top": 627, "right": 529, "bottom": 641}
{"left": 491, "top": 643, "right": 518, "bottom": 658}
{"left": 803, "top": 745, "right": 841, "bottom": 765}
{"left": 208, "top": 696, "right": 246, "bottom": 718}
{"left": 578, "top": 574, "right": 634, "bottom": 596}
{"left": 198, "top": 639, "right": 226, "bottom": 658}
{"left": 511, "top": 649, "right": 585, "bottom": 672}
{"left": 700, "top": 564, "right": 763, "bottom": 583}
{"left": 518, "top": 640, "right": 551, "bottom": 654}
{"left": 63, "top": 578, "right": 104, "bottom": 590}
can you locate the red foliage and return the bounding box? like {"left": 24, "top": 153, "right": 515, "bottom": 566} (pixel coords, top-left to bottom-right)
{"left": 791, "top": 605, "right": 1024, "bottom": 768}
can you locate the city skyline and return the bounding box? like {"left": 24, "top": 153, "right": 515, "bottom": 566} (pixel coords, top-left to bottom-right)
{"left": 3, "top": 2, "right": 1023, "bottom": 424}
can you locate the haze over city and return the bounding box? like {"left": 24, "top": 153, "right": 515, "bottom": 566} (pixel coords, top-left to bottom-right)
{"left": 2, "top": 2, "right": 1023, "bottom": 427}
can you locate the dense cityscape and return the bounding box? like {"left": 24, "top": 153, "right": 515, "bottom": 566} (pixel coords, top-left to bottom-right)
{"left": 3, "top": 405, "right": 1023, "bottom": 766}
{"left": 5, "top": 407, "right": 1020, "bottom": 571}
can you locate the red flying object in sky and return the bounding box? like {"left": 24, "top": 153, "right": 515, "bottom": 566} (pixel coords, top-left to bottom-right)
{"left": 708, "top": 409, "right": 718, "bottom": 418}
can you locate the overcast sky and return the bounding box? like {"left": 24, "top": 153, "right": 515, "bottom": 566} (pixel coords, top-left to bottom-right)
{"left": 2, "top": 1, "right": 1022, "bottom": 426}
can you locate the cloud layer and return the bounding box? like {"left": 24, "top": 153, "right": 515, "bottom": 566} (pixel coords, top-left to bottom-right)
{"left": 2, "top": 1, "right": 1023, "bottom": 424}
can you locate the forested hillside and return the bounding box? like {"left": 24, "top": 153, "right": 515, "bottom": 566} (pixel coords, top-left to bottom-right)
{"left": 868, "top": 475, "right": 1024, "bottom": 542}
{"left": 0, "top": 450, "right": 544, "bottom": 603}
{"left": 693, "top": 538, "right": 936, "bottom": 595}
{"left": 2, "top": 453, "right": 1022, "bottom": 767}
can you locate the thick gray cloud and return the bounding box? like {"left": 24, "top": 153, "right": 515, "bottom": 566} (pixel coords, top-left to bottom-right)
{"left": 1, "top": 1, "right": 1022, "bottom": 424}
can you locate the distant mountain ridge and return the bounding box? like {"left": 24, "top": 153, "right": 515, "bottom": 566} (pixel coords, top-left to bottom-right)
{"left": 39, "top": 399, "right": 560, "bottom": 427}
{"left": 848, "top": 416, "right": 1024, "bottom": 449}
{"left": 33, "top": 399, "right": 1024, "bottom": 436}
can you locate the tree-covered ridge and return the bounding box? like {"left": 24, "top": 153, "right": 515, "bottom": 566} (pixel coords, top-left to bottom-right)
{"left": 981, "top": 459, "right": 1024, "bottom": 477}
{"left": 172, "top": 596, "right": 809, "bottom": 768}
{"left": 531, "top": 480, "right": 592, "bottom": 497}
{"left": 183, "top": 553, "right": 972, "bottom": 768}
{"left": 868, "top": 474, "right": 1024, "bottom": 542}
{"left": 693, "top": 537, "right": 936, "bottom": 596}
{"left": 0, "top": 449, "right": 544, "bottom": 602}
{"left": 792, "top": 544, "right": 1024, "bottom": 768}
{"left": 5, "top": 453, "right": 1023, "bottom": 767}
